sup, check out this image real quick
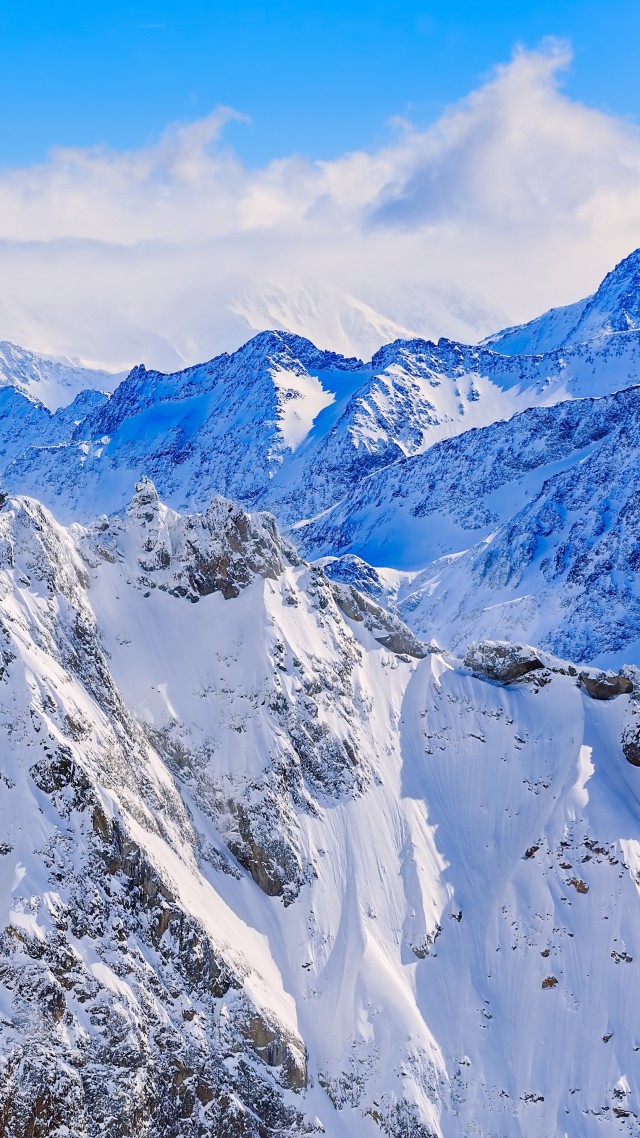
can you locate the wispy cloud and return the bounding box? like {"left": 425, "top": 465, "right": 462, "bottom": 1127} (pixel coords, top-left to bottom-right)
{"left": 1, "top": 42, "right": 640, "bottom": 369}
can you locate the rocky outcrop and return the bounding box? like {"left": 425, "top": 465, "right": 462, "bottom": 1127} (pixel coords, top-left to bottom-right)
{"left": 579, "top": 671, "right": 634, "bottom": 700}
{"left": 464, "top": 641, "right": 544, "bottom": 684}
{"left": 0, "top": 494, "right": 314, "bottom": 1137}
{"left": 89, "top": 479, "right": 299, "bottom": 602}
{"left": 332, "top": 581, "right": 426, "bottom": 658}
{"left": 239, "top": 1012, "right": 307, "bottom": 1091}
{"left": 623, "top": 737, "right": 640, "bottom": 767}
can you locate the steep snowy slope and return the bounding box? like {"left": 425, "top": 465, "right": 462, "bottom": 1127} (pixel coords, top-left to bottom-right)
{"left": 1, "top": 485, "right": 640, "bottom": 1137}
{"left": 485, "top": 248, "right": 640, "bottom": 355}
{"left": 296, "top": 385, "right": 633, "bottom": 566}
{"left": 300, "top": 383, "right": 640, "bottom": 665}
{"left": 4, "top": 319, "right": 640, "bottom": 526}
{"left": 0, "top": 340, "right": 121, "bottom": 409}
{"left": 396, "top": 404, "right": 640, "bottom": 666}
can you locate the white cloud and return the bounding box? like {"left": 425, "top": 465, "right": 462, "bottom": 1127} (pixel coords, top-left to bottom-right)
{"left": 2, "top": 41, "right": 640, "bottom": 370}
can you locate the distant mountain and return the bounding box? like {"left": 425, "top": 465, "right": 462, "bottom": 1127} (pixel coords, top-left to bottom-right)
{"left": 227, "top": 277, "right": 506, "bottom": 362}
{"left": 485, "top": 248, "right": 640, "bottom": 354}
{"left": 3, "top": 316, "right": 640, "bottom": 526}
{"left": 0, "top": 275, "right": 505, "bottom": 373}
{"left": 0, "top": 339, "right": 122, "bottom": 409}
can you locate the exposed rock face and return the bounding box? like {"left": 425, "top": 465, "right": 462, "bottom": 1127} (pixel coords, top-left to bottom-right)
{"left": 623, "top": 739, "right": 640, "bottom": 767}
{"left": 464, "top": 641, "right": 544, "bottom": 684}
{"left": 614, "top": 667, "right": 640, "bottom": 766}
{"left": 240, "top": 1014, "right": 307, "bottom": 1091}
{"left": 0, "top": 737, "right": 310, "bottom": 1138}
{"left": 109, "top": 478, "right": 298, "bottom": 601}
{"left": 0, "top": 493, "right": 313, "bottom": 1137}
{"left": 331, "top": 580, "right": 426, "bottom": 658}
{"left": 579, "top": 671, "right": 634, "bottom": 700}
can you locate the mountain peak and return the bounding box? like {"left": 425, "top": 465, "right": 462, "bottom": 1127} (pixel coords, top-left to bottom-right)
{"left": 241, "top": 328, "right": 365, "bottom": 372}
{"left": 581, "top": 245, "right": 640, "bottom": 334}
{"left": 484, "top": 246, "right": 640, "bottom": 355}
{"left": 106, "top": 486, "right": 298, "bottom": 601}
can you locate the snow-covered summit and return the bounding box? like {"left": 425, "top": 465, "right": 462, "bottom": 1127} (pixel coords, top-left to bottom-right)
{"left": 89, "top": 476, "right": 299, "bottom": 602}
{"left": 485, "top": 247, "right": 640, "bottom": 355}
{"left": 5, "top": 310, "right": 640, "bottom": 528}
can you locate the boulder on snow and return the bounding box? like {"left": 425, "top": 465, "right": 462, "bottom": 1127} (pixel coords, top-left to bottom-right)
{"left": 579, "top": 671, "right": 634, "bottom": 700}
{"left": 464, "top": 641, "right": 544, "bottom": 685}
{"left": 622, "top": 716, "right": 640, "bottom": 767}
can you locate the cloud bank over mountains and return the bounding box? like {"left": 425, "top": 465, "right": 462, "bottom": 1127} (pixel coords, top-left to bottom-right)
{"left": 2, "top": 42, "right": 640, "bottom": 370}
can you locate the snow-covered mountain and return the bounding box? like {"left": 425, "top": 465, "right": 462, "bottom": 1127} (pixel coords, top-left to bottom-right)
{"left": 297, "top": 386, "right": 622, "bottom": 566}
{"left": 306, "top": 384, "right": 640, "bottom": 664}
{"left": 4, "top": 250, "right": 640, "bottom": 1137}
{"left": 3, "top": 310, "right": 640, "bottom": 526}
{"left": 2, "top": 484, "right": 640, "bottom": 1137}
{"left": 485, "top": 248, "right": 640, "bottom": 355}
{"left": 0, "top": 340, "right": 121, "bottom": 410}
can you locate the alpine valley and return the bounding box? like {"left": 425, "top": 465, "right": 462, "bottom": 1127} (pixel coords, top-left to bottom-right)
{"left": 2, "top": 251, "right": 640, "bottom": 1138}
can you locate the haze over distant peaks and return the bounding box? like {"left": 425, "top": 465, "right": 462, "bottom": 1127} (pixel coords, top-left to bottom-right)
{"left": 485, "top": 247, "right": 640, "bottom": 355}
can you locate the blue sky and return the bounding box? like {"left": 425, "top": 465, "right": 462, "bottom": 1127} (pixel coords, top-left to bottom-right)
{"left": 1, "top": 0, "right": 639, "bottom": 167}
{"left": 1, "top": 4, "right": 640, "bottom": 370}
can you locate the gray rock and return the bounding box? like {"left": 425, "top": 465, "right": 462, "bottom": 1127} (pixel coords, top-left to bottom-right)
{"left": 464, "top": 641, "right": 544, "bottom": 684}
{"left": 331, "top": 581, "right": 426, "bottom": 659}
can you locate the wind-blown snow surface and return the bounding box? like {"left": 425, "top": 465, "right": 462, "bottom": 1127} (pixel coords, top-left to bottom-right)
{"left": 2, "top": 485, "right": 640, "bottom": 1137}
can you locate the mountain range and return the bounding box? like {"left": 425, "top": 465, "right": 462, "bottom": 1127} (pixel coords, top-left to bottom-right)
{"left": 2, "top": 249, "right": 640, "bottom": 1137}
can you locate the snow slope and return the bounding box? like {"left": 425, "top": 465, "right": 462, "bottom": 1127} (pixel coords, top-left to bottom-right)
{"left": 1, "top": 485, "right": 640, "bottom": 1137}
{"left": 300, "top": 383, "right": 640, "bottom": 665}
{"left": 394, "top": 398, "right": 640, "bottom": 666}
{"left": 485, "top": 248, "right": 640, "bottom": 355}
{"left": 295, "top": 387, "right": 623, "bottom": 568}
{"left": 0, "top": 340, "right": 121, "bottom": 410}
